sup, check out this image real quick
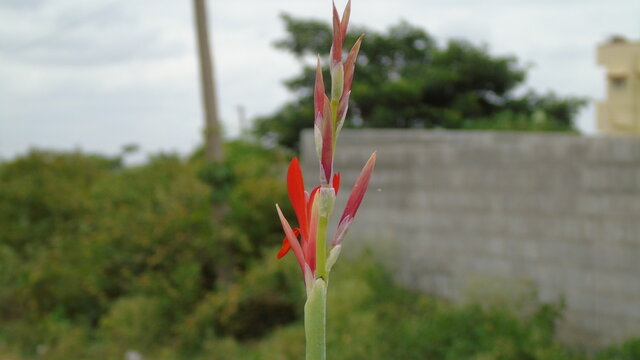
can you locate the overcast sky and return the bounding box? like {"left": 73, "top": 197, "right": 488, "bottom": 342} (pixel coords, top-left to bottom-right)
{"left": 1, "top": 0, "right": 639, "bottom": 161}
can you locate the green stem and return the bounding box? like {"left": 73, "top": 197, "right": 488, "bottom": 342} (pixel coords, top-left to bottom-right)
{"left": 316, "top": 215, "right": 329, "bottom": 279}
{"left": 305, "top": 278, "right": 327, "bottom": 360}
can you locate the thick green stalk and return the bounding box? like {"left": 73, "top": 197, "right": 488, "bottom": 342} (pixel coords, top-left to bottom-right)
{"left": 316, "top": 215, "right": 329, "bottom": 279}
{"left": 305, "top": 278, "right": 327, "bottom": 360}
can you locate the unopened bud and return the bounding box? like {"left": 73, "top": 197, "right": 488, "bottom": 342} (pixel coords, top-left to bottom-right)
{"left": 318, "top": 186, "right": 336, "bottom": 218}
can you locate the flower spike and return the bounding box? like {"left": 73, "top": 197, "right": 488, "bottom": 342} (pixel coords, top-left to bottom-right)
{"left": 274, "top": 2, "right": 374, "bottom": 357}
{"left": 274, "top": 3, "right": 375, "bottom": 357}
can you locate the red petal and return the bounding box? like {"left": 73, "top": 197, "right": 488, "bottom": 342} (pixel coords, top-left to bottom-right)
{"left": 338, "top": 152, "right": 376, "bottom": 225}
{"left": 332, "top": 173, "right": 341, "bottom": 195}
{"left": 287, "top": 158, "right": 309, "bottom": 239}
{"left": 277, "top": 236, "right": 291, "bottom": 258}
{"left": 277, "top": 227, "right": 300, "bottom": 259}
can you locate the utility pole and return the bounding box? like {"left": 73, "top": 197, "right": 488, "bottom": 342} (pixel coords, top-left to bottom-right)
{"left": 193, "top": 0, "right": 223, "bottom": 161}
{"left": 192, "top": 0, "right": 233, "bottom": 284}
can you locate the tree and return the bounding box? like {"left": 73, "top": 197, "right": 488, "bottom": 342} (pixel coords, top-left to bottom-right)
{"left": 253, "top": 15, "right": 587, "bottom": 149}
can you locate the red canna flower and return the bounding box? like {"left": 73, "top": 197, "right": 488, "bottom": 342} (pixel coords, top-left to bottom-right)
{"left": 276, "top": 157, "right": 340, "bottom": 280}
{"left": 277, "top": 152, "right": 376, "bottom": 275}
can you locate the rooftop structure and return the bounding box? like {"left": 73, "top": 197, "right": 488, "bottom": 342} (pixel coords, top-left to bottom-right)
{"left": 596, "top": 37, "right": 640, "bottom": 134}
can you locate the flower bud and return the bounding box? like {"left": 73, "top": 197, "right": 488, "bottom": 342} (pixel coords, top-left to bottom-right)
{"left": 318, "top": 186, "right": 335, "bottom": 218}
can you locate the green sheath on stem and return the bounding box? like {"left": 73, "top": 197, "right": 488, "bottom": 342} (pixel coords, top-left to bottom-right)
{"left": 305, "top": 278, "right": 327, "bottom": 360}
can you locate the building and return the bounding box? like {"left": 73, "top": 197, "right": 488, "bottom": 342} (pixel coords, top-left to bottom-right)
{"left": 596, "top": 37, "right": 640, "bottom": 134}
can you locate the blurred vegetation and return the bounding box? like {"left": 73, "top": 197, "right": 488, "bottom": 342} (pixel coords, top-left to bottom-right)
{"left": 0, "top": 141, "right": 296, "bottom": 359}
{"left": 0, "top": 143, "right": 638, "bottom": 360}
{"left": 253, "top": 16, "right": 587, "bottom": 149}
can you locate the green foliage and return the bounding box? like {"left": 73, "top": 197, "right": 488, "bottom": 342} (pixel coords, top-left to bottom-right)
{"left": 0, "top": 143, "right": 293, "bottom": 358}
{"left": 199, "top": 160, "right": 235, "bottom": 204}
{"left": 174, "top": 247, "right": 304, "bottom": 354}
{"left": 254, "top": 16, "right": 587, "bottom": 149}
{"left": 99, "top": 295, "right": 169, "bottom": 351}
{"left": 595, "top": 338, "right": 640, "bottom": 360}
{"left": 163, "top": 254, "right": 639, "bottom": 360}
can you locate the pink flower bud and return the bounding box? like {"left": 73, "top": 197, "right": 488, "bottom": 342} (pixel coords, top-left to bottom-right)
{"left": 332, "top": 152, "right": 376, "bottom": 246}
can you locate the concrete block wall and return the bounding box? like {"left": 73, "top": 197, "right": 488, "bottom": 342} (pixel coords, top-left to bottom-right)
{"left": 300, "top": 129, "right": 640, "bottom": 347}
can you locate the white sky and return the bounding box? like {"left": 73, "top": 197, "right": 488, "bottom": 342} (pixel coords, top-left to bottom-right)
{"left": 1, "top": 0, "right": 639, "bottom": 161}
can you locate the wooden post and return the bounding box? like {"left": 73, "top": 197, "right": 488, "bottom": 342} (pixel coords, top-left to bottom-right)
{"left": 193, "top": 0, "right": 223, "bottom": 161}
{"left": 192, "top": 0, "right": 233, "bottom": 284}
